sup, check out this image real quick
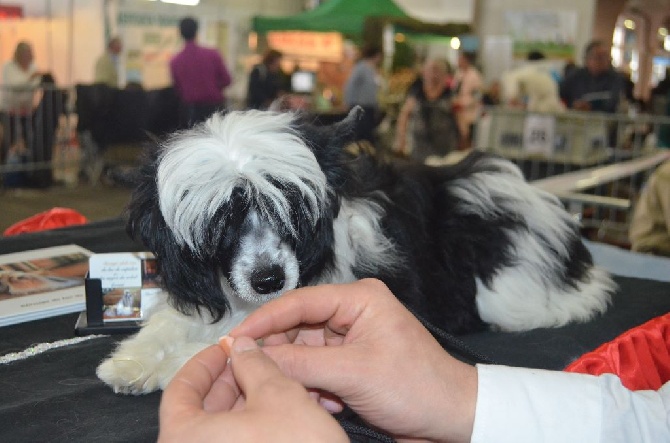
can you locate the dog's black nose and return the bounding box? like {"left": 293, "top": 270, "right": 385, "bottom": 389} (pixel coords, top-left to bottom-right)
{"left": 251, "top": 265, "right": 286, "bottom": 294}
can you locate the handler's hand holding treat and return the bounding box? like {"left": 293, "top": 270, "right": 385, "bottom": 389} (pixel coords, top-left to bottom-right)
{"left": 230, "top": 278, "right": 478, "bottom": 443}
{"left": 158, "top": 336, "right": 348, "bottom": 443}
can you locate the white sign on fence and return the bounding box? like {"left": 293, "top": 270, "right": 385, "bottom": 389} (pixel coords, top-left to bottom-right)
{"left": 523, "top": 114, "right": 556, "bottom": 156}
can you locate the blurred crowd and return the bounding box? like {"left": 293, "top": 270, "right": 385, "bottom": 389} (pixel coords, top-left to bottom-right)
{"left": 2, "top": 17, "right": 670, "bottom": 188}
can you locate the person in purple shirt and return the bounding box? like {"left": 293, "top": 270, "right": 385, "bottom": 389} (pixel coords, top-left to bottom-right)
{"left": 169, "top": 17, "right": 232, "bottom": 128}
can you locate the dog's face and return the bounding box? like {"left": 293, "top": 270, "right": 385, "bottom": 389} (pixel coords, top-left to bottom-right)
{"left": 127, "top": 108, "right": 362, "bottom": 320}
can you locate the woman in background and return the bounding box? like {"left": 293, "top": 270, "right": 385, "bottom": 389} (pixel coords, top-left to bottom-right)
{"left": 451, "top": 51, "right": 483, "bottom": 150}
{"left": 1, "top": 41, "right": 41, "bottom": 166}
{"left": 394, "top": 58, "right": 459, "bottom": 163}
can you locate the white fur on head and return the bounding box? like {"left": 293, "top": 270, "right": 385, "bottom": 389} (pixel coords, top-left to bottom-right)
{"left": 156, "top": 110, "right": 328, "bottom": 252}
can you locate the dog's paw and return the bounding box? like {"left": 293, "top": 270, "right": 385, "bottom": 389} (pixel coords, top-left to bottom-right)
{"left": 97, "top": 356, "right": 162, "bottom": 395}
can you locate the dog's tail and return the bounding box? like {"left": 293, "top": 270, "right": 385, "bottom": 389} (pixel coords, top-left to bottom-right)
{"left": 446, "top": 152, "right": 616, "bottom": 331}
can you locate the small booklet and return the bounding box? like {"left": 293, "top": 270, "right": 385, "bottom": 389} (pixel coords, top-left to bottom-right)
{"left": 88, "top": 252, "right": 161, "bottom": 323}
{"left": 0, "top": 244, "right": 92, "bottom": 327}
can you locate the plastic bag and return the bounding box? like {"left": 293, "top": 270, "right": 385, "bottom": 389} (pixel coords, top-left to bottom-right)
{"left": 3, "top": 207, "right": 88, "bottom": 236}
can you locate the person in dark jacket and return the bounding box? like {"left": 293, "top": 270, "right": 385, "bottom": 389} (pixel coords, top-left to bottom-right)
{"left": 560, "top": 40, "right": 625, "bottom": 113}
{"left": 246, "top": 49, "right": 285, "bottom": 110}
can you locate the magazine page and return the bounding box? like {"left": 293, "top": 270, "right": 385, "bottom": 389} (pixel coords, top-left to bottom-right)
{"left": 0, "top": 245, "right": 92, "bottom": 327}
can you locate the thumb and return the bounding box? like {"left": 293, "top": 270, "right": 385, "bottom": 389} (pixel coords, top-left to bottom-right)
{"left": 261, "top": 343, "right": 359, "bottom": 396}
{"left": 229, "top": 336, "right": 291, "bottom": 399}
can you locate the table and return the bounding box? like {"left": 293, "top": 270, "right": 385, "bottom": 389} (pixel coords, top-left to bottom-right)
{"left": 1, "top": 219, "right": 669, "bottom": 442}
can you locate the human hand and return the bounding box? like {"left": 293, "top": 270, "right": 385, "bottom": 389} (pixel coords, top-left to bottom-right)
{"left": 230, "top": 279, "right": 478, "bottom": 443}
{"left": 158, "top": 337, "right": 348, "bottom": 443}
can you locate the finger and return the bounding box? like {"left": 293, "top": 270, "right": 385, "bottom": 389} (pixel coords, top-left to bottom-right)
{"left": 229, "top": 336, "right": 307, "bottom": 403}
{"left": 261, "top": 331, "right": 296, "bottom": 346}
{"left": 260, "top": 341, "right": 364, "bottom": 396}
{"left": 319, "top": 395, "right": 345, "bottom": 414}
{"left": 160, "top": 345, "right": 232, "bottom": 421}
{"left": 203, "top": 370, "right": 241, "bottom": 412}
{"left": 231, "top": 279, "right": 390, "bottom": 340}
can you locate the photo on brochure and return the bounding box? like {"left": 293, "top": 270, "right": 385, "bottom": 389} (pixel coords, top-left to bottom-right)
{"left": 92, "top": 252, "right": 160, "bottom": 323}
{"left": 0, "top": 251, "right": 89, "bottom": 301}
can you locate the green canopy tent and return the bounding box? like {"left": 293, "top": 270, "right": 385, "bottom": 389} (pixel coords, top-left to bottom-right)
{"left": 252, "top": 0, "right": 472, "bottom": 73}
{"left": 252, "top": 0, "right": 471, "bottom": 47}
{"left": 252, "top": 0, "right": 409, "bottom": 37}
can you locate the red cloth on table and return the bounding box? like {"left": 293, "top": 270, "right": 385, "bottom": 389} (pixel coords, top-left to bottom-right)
{"left": 3, "top": 207, "right": 88, "bottom": 236}
{"left": 565, "top": 312, "right": 670, "bottom": 391}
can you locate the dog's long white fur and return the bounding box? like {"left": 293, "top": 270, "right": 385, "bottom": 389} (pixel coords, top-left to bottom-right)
{"left": 451, "top": 158, "right": 615, "bottom": 331}
{"left": 156, "top": 111, "right": 328, "bottom": 252}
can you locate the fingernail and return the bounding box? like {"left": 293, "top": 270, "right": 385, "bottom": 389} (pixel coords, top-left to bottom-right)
{"left": 218, "top": 336, "right": 234, "bottom": 356}
{"left": 320, "top": 397, "right": 344, "bottom": 413}
{"left": 232, "top": 336, "right": 258, "bottom": 353}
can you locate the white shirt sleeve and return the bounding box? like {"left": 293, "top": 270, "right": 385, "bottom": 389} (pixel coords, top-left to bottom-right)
{"left": 472, "top": 364, "right": 670, "bottom": 443}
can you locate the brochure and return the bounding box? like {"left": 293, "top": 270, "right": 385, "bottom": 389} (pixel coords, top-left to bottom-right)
{"left": 87, "top": 252, "right": 160, "bottom": 323}
{"left": 0, "top": 244, "right": 92, "bottom": 327}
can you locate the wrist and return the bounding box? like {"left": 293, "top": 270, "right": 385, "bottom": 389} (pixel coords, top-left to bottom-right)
{"left": 429, "top": 355, "right": 478, "bottom": 443}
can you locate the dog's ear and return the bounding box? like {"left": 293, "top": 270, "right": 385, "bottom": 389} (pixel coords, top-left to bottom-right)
{"left": 125, "top": 152, "right": 230, "bottom": 321}
{"left": 333, "top": 105, "right": 365, "bottom": 146}
{"left": 298, "top": 106, "right": 364, "bottom": 150}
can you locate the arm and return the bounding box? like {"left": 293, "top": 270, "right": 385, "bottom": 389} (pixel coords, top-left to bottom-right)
{"left": 474, "top": 365, "right": 670, "bottom": 443}
{"left": 659, "top": 169, "right": 670, "bottom": 239}
{"left": 233, "top": 279, "right": 670, "bottom": 443}
{"left": 629, "top": 164, "right": 670, "bottom": 255}
{"left": 394, "top": 95, "right": 416, "bottom": 156}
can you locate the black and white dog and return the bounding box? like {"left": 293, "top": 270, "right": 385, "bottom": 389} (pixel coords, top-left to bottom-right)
{"left": 97, "top": 108, "right": 615, "bottom": 394}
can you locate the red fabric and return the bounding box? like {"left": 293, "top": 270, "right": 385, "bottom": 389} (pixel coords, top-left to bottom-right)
{"left": 565, "top": 313, "right": 670, "bottom": 391}
{"left": 3, "top": 207, "right": 88, "bottom": 236}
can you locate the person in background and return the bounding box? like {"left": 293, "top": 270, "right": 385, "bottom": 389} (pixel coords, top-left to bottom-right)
{"left": 629, "top": 160, "right": 670, "bottom": 257}
{"left": 451, "top": 50, "right": 483, "bottom": 150}
{"left": 394, "top": 58, "right": 459, "bottom": 162}
{"left": 620, "top": 68, "right": 637, "bottom": 106}
{"left": 246, "top": 49, "right": 285, "bottom": 110}
{"left": 0, "top": 41, "right": 41, "bottom": 176}
{"left": 169, "top": 16, "right": 232, "bottom": 128}
{"left": 652, "top": 67, "right": 670, "bottom": 98}
{"left": 560, "top": 40, "right": 625, "bottom": 113}
{"left": 500, "top": 50, "right": 564, "bottom": 113}
{"left": 30, "top": 72, "right": 67, "bottom": 188}
{"left": 562, "top": 59, "right": 577, "bottom": 80}
{"left": 93, "top": 36, "right": 123, "bottom": 88}
{"left": 159, "top": 279, "right": 670, "bottom": 443}
{"left": 343, "top": 44, "right": 383, "bottom": 143}
{"left": 481, "top": 79, "right": 501, "bottom": 106}
{"left": 650, "top": 67, "right": 670, "bottom": 118}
